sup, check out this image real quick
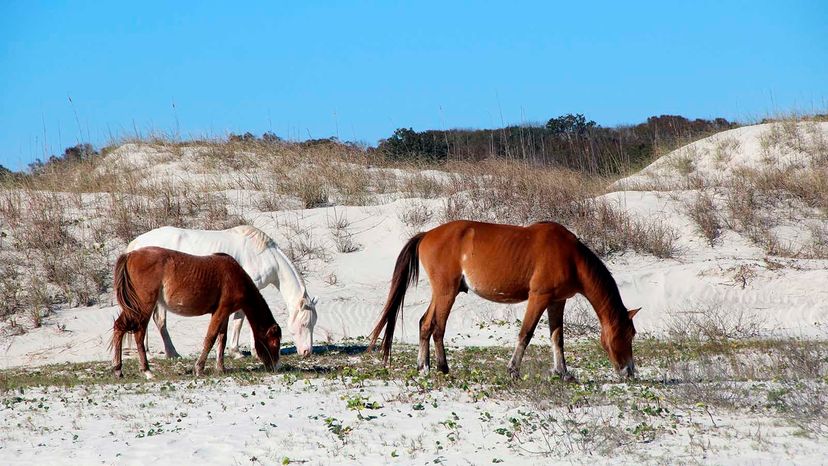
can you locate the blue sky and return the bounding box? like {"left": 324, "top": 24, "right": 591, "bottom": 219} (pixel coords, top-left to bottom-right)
{"left": 1, "top": 1, "right": 826, "bottom": 170}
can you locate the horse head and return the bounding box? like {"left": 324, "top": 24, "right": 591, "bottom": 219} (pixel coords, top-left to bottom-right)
{"left": 255, "top": 324, "right": 282, "bottom": 370}
{"left": 288, "top": 295, "right": 318, "bottom": 358}
{"left": 600, "top": 308, "right": 640, "bottom": 378}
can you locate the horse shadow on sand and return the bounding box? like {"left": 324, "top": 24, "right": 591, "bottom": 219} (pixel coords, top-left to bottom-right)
{"left": 212, "top": 343, "right": 370, "bottom": 376}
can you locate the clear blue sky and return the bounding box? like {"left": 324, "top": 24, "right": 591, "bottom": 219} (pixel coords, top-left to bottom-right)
{"left": 1, "top": 1, "right": 826, "bottom": 170}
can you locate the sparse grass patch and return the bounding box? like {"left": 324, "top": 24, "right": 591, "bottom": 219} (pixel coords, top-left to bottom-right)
{"left": 398, "top": 201, "right": 433, "bottom": 235}
{"left": 574, "top": 200, "right": 679, "bottom": 258}
{"left": 0, "top": 254, "right": 24, "bottom": 317}
{"left": 664, "top": 303, "right": 766, "bottom": 343}
{"left": 327, "top": 209, "right": 361, "bottom": 253}
{"left": 279, "top": 216, "right": 329, "bottom": 273}
{"left": 1, "top": 336, "right": 826, "bottom": 451}
{"left": 435, "top": 161, "right": 678, "bottom": 258}
{"left": 564, "top": 301, "right": 601, "bottom": 339}
{"left": 401, "top": 172, "right": 445, "bottom": 199}
{"left": 670, "top": 147, "right": 697, "bottom": 175}
{"left": 714, "top": 136, "right": 741, "bottom": 165}
{"left": 287, "top": 170, "right": 330, "bottom": 208}
{"left": 722, "top": 163, "right": 828, "bottom": 257}
{"left": 685, "top": 190, "right": 722, "bottom": 246}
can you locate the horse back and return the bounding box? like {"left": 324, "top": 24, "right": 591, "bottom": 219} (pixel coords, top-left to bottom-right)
{"left": 127, "top": 226, "right": 266, "bottom": 282}
{"left": 129, "top": 247, "right": 248, "bottom": 317}
{"left": 418, "top": 220, "right": 582, "bottom": 301}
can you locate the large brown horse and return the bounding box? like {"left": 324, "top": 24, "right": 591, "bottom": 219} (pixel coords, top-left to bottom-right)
{"left": 369, "top": 220, "right": 640, "bottom": 379}
{"left": 112, "top": 247, "right": 282, "bottom": 379}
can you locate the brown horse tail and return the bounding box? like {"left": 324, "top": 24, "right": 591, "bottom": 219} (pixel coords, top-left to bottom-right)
{"left": 368, "top": 232, "right": 426, "bottom": 364}
{"left": 112, "top": 253, "right": 143, "bottom": 338}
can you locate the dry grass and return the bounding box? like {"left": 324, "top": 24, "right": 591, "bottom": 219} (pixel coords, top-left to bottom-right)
{"left": 5, "top": 119, "right": 824, "bottom": 323}
{"left": 434, "top": 161, "right": 678, "bottom": 258}
{"left": 723, "top": 166, "right": 828, "bottom": 257}
{"left": 0, "top": 133, "right": 686, "bottom": 325}
{"left": 670, "top": 149, "right": 697, "bottom": 175}
{"left": 713, "top": 136, "right": 741, "bottom": 165}
{"left": 327, "top": 209, "right": 361, "bottom": 253}
{"left": 686, "top": 190, "right": 722, "bottom": 246}
{"left": 664, "top": 303, "right": 766, "bottom": 342}
{"left": 710, "top": 119, "right": 828, "bottom": 257}
{"left": 398, "top": 201, "right": 434, "bottom": 237}
{"left": 278, "top": 215, "right": 329, "bottom": 274}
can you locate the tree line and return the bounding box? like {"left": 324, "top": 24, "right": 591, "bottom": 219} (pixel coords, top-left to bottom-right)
{"left": 376, "top": 114, "right": 737, "bottom": 174}
{"left": 3, "top": 113, "right": 737, "bottom": 178}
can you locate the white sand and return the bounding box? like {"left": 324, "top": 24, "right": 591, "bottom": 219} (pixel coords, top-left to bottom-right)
{"left": 2, "top": 122, "right": 827, "bottom": 464}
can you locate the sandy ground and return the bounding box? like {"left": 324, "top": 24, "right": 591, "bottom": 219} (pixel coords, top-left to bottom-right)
{"left": 2, "top": 122, "right": 827, "bottom": 464}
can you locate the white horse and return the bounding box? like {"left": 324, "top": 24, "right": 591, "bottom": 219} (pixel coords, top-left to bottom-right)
{"left": 126, "top": 225, "right": 318, "bottom": 358}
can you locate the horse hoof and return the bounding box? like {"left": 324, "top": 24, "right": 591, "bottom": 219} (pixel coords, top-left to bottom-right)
{"left": 144, "top": 371, "right": 155, "bottom": 380}
{"left": 194, "top": 366, "right": 204, "bottom": 377}
{"left": 113, "top": 369, "right": 123, "bottom": 379}
{"left": 231, "top": 351, "right": 245, "bottom": 360}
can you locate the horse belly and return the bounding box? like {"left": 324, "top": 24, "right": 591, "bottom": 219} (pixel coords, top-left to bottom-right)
{"left": 461, "top": 270, "right": 529, "bottom": 303}
{"left": 160, "top": 280, "right": 219, "bottom": 317}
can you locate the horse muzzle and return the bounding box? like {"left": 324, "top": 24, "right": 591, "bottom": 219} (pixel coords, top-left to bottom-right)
{"left": 617, "top": 361, "right": 636, "bottom": 379}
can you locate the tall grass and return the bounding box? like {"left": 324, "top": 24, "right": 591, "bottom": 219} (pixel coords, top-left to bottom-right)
{"left": 10, "top": 119, "right": 826, "bottom": 324}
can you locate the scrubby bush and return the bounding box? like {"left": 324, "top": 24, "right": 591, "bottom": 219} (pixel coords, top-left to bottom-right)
{"left": 377, "top": 114, "right": 736, "bottom": 174}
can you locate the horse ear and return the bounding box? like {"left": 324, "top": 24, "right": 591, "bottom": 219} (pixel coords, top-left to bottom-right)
{"left": 628, "top": 308, "right": 641, "bottom": 319}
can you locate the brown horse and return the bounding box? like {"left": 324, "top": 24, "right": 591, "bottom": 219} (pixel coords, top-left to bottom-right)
{"left": 369, "top": 220, "right": 640, "bottom": 379}
{"left": 111, "top": 246, "right": 282, "bottom": 379}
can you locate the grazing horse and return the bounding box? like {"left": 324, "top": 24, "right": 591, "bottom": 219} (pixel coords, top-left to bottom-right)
{"left": 111, "top": 247, "right": 282, "bottom": 379}
{"left": 127, "top": 225, "right": 318, "bottom": 358}
{"left": 369, "top": 220, "right": 640, "bottom": 379}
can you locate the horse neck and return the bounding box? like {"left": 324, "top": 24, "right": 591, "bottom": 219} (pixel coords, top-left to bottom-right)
{"left": 576, "top": 248, "right": 628, "bottom": 329}
{"left": 264, "top": 246, "right": 307, "bottom": 309}
{"left": 242, "top": 289, "right": 277, "bottom": 337}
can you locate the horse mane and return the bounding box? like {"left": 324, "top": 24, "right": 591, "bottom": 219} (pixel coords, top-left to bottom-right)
{"left": 211, "top": 251, "right": 279, "bottom": 330}
{"left": 228, "top": 225, "right": 277, "bottom": 253}
{"left": 228, "top": 225, "right": 308, "bottom": 298}
{"left": 575, "top": 240, "right": 626, "bottom": 317}
{"left": 239, "top": 266, "right": 280, "bottom": 331}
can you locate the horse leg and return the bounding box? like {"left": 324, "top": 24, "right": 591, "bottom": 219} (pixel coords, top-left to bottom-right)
{"left": 153, "top": 304, "right": 181, "bottom": 359}
{"left": 195, "top": 313, "right": 223, "bottom": 376}
{"left": 134, "top": 324, "right": 154, "bottom": 380}
{"left": 507, "top": 292, "right": 552, "bottom": 379}
{"left": 547, "top": 301, "right": 574, "bottom": 382}
{"left": 418, "top": 302, "right": 436, "bottom": 373}
{"left": 431, "top": 292, "right": 458, "bottom": 374}
{"left": 215, "top": 318, "right": 229, "bottom": 374}
{"left": 227, "top": 311, "right": 246, "bottom": 359}
{"left": 112, "top": 316, "right": 127, "bottom": 378}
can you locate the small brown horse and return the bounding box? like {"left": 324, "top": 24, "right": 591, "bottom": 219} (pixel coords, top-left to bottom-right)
{"left": 369, "top": 220, "right": 640, "bottom": 379}
{"left": 112, "top": 246, "right": 282, "bottom": 379}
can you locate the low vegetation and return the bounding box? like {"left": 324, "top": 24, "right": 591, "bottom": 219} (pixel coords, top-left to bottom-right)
{"left": 378, "top": 114, "right": 736, "bottom": 174}
{"left": 0, "top": 115, "right": 824, "bottom": 352}
{"left": 720, "top": 119, "right": 828, "bottom": 257}
{"left": 0, "top": 114, "right": 705, "bottom": 323}
{"left": 1, "top": 111, "right": 826, "bottom": 462}
{"left": 1, "top": 333, "right": 825, "bottom": 459}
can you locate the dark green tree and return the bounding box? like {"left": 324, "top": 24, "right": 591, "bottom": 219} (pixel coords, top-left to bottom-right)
{"left": 545, "top": 113, "right": 597, "bottom": 135}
